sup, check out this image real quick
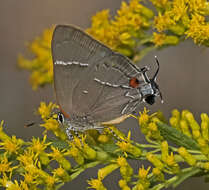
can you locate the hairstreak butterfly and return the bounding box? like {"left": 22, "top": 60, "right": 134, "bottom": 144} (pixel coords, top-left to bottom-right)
{"left": 51, "top": 25, "right": 162, "bottom": 140}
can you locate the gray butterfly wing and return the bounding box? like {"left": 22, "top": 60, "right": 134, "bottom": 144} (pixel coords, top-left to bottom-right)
{"left": 52, "top": 25, "right": 143, "bottom": 123}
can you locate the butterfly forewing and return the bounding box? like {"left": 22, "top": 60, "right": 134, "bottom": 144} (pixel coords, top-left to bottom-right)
{"left": 52, "top": 25, "right": 143, "bottom": 123}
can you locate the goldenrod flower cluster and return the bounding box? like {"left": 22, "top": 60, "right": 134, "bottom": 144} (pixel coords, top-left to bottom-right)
{"left": 86, "top": 0, "right": 154, "bottom": 57}
{"left": 0, "top": 102, "right": 209, "bottom": 189}
{"left": 18, "top": 27, "right": 54, "bottom": 90}
{"left": 12, "top": 0, "right": 209, "bottom": 189}
{"left": 18, "top": 0, "right": 209, "bottom": 90}
{"left": 153, "top": 0, "right": 209, "bottom": 46}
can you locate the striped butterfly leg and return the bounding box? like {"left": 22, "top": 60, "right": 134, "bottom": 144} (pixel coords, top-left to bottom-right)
{"left": 65, "top": 124, "right": 103, "bottom": 142}
{"left": 65, "top": 126, "right": 78, "bottom": 141}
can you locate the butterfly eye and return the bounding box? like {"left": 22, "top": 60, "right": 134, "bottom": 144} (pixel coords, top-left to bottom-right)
{"left": 57, "top": 112, "right": 64, "bottom": 124}
{"left": 145, "top": 95, "right": 155, "bottom": 105}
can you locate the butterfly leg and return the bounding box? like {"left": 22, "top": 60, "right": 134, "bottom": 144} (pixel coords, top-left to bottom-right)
{"left": 66, "top": 127, "right": 74, "bottom": 141}
{"left": 66, "top": 125, "right": 82, "bottom": 141}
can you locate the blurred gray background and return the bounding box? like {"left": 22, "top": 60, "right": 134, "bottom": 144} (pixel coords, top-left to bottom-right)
{"left": 0, "top": 0, "right": 209, "bottom": 189}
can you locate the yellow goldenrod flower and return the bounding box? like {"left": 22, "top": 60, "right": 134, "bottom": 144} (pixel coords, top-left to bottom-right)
{"left": 200, "top": 113, "right": 209, "bottom": 140}
{"left": 180, "top": 119, "right": 192, "bottom": 137}
{"left": 28, "top": 135, "right": 50, "bottom": 156}
{"left": 44, "top": 175, "right": 57, "bottom": 188}
{"left": 72, "top": 136, "right": 83, "bottom": 149}
{"left": 88, "top": 178, "right": 107, "bottom": 190}
{"left": 166, "top": 152, "right": 180, "bottom": 173}
{"left": 38, "top": 102, "right": 57, "bottom": 120}
{"left": 72, "top": 135, "right": 97, "bottom": 160}
{"left": 5, "top": 180, "right": 21, "bottom": 190}
{"left": 119, "top": 32, "right": 131, "bottom": 45}
{"left": 68, "top": 144, "right": 84, "bottom": 165}
{"left": 135, "top": 165, "right": 151, "bottom": 189}
{"left": 39, "top": 152, "right": 50, "bottom": 166}
{"left": 135, "top": 182, "right": 147, "bottom": 190}
{"left": 146, "top": 153, "right": 164, "bottom": 170}
{"left": 188, "top": 0, "right": 208, "bottom": 14}
{"left": 97, "top": 134, "right": 110, "bottom": 143}
{"left": 171, "top": 0, "right": 188, "bottom": 22}
{"left": 152, "top": 32, "right": 180, "bottom": 46}
{"left": 186, "top": 14, "right": 209, "bottom": 45}
{"left": 138, "top": 108, "right": 151, "bottom": 136}
{"left": 154, "top": 12, "right": 175, "bottom": 32}
{"left": 152, "top": 168, "right": 164, "bottom": 181}
{"left": 0, "top": 136, "right": 24, "bottom": 154}
{"left": 27, "top": 136, "right": 50, "bottom": 165}
{"left": 40, "top": 118, "right": 67, "bottom": 140}
{"left": 166, "top": 152, "right": 175, "bottom": 166}
{"left": 138, "top": 108, "right": 150, "bottom": 126}
{"left": 146, "top": 122, "right": 163, "bottom": 140}
{"left": 0, "top": 121, "right": 11, "bottom": 142}
{"left": 169, "top": 116, "right": 180, "bottom": 130}
{"left": 201, "top": 122, "right": 209, "bottom": 140}
{"left": 184, "top": 111, "right": 201, "bottom": 139}
{"left": 87, "top": 0, "right": 153, "bottom": 57}
{"left": 172, "top": 109, "right": 181, "bottom": 119}
{"left": 22, "top": 172, "right": 38, "bottom": 185}
{"left": 4, "top": 180, "right": 30, "bottom": 190}
{"left": 0, "top": 155, "right": 13, "bottom": 174}
{"left": 152, "top": 32, "right": 166, "bottom": 46}
{"left": 52, "top": 167, "right": 71, "bottom": 181}
{"left": 118, "top": 179, "right": 131, "bottom": 190}
{"left": 116, "top": 140, "right": 141, "bottom": 157}
{"left": 161, "top": 141, "right": 169, "bottom": 162}
{"left": 0, "top": 174, "right": 10, "bottom": 188}
{"left": 197, "top": 138, "right": 209, "bottom": 156}
{"left": 24, "top": 162, "right": 58, "bottom": 187}
{"left": 138, "top": 165, "right": 151, "bottom": 180}
{"left": 19, "top": 181, "right": 29, "bottom": 190}
{"left": 18, "top": 27, "right": 54, "bottom": 90}
{"left": 98, "top": 164, "right": 119, "bottom": 180}
{"left": 17, "top": 150, "right": 35, "bottom": 166}
{"left": 50, "top": 146, "right": 71, "bottom": 171}
{"left": 201, "top": 113, "right": 209, "bottom": 121}
{"left": 149, "top": 0, "right": 169, "bottom": 8}
{"left": 40, "top": 118, "right": 59, "bottom": 131}
{"left": 185, "top": 112, "right": 200, "bottom": 130}
{"left": 178, "top": 147, "right": 196, "bottom": 166}
{"left": 24, "top": 162, "right": 40, "bottom": 176}
{"left": 117, "top": 156, "right": 128, "bottom": 167}
{"left": 50, "top": 146, "right": 65, "bottom": 160}
{"left": 117, "top": 157, "right": 133, "bottom": 182}
{"left": 83, "top": 143, "right": 97, "bottom": 160}
{"left": 197, "top": 162, "right": 209, "bottom": 170}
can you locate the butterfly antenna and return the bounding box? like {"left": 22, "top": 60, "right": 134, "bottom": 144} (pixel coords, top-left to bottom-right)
{"left": 152, "top": 56, "right": 164, "bottom": 104}
{"left": 159, "top": 91, "right": 164, "bottom": 103}
{"left": 152, "top": 56, "right": 160, "bottom": 82}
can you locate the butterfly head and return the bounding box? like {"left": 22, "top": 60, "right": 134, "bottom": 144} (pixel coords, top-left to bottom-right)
{"left": 141, "top": 56, "right": 163, "bottom": 105}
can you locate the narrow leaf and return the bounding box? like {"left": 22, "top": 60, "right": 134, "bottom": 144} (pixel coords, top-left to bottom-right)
{"left": 157, "top": 122, "right": 200, "bottom": 150}
{"left": 172, "top": 168, "right": 201, "bottom": 188}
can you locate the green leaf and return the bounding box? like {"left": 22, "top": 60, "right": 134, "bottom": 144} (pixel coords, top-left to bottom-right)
{"left": 172, "top": 168, "right": 201, "bottom": 188}
{"left": 100, "top": 143, "right": 118, "bottom": 153}
{"left": 156, "top": 122, "right": 200, "bottom": 150}
{"left": 49, "top": 139, "right": 69, "bottom": 149}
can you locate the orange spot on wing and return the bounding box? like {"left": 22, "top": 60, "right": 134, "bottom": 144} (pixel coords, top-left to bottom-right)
{"left": 129, "top": 77, "right": 139, "bottom": 88}
{"left": 59, "top": 105, "right": 70, "bottom": 118}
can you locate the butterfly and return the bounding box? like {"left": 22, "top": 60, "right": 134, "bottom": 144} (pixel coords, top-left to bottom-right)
{"left": 51, "top": 25, "right": 162, "bottom": 140}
